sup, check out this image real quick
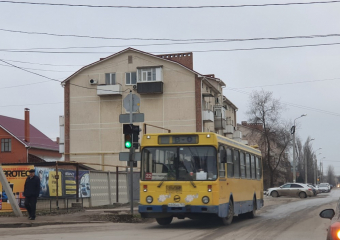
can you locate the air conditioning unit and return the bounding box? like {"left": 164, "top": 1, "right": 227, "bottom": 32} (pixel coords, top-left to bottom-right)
{"left": 89, "top": 79, "right": 98, "bottom": 85}
{"left": 133, "top": 85, "right": 137, "bottom": 90}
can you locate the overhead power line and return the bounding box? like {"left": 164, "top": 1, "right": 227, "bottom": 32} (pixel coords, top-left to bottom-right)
{"left": 1, "top": 42, "right": 340, "bottom": 54}
{"left": 0, "top": 59, "right": 130, "bottom": 94}
{"left": 1, "top": 58, "right": 84, "bottom": 67}
{"left": 227, "top": 88, "right": 340, "bottom": 117}
{"left": 0, "top": 63, "right": 74, "bottom": 72}
{"left": 2, "top": 28, "right": 340, "bottom": 42}
{"left": 0, "top": 1, "right": 339, "bottom": 8}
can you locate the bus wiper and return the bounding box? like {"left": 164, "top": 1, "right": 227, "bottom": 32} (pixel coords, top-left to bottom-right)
{"left": 157, "top": 180, "right": 165, "bottom": 188}
{"left": 190, "top": 180, "right": 196, "bottom": 188}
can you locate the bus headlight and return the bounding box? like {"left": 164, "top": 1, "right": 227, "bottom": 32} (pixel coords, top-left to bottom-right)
{"left": 202, "top": 196, "right": 209, "bottom": 204}
{"left": 146, "top": 196, "right": 153, "bottom": 204}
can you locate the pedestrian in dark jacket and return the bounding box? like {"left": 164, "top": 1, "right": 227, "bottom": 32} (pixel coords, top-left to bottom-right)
{"left": 24, "top": 169, "right": 40, "bottom": 220}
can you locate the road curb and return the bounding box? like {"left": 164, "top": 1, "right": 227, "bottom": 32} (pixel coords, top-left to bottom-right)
{"left": 0, "top": 221, "right": 108, "bottom": 228}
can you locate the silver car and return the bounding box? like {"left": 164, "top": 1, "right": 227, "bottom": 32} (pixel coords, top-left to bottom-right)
{"left": 267, "top": 183, "right": 314, "bottom": 198}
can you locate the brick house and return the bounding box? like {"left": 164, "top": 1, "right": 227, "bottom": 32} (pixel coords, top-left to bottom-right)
{"left": 0, "top": 109, "right": 62, "bottom": 163}
{"left": 61, "top": 48, "right": 239, "bottom": 169}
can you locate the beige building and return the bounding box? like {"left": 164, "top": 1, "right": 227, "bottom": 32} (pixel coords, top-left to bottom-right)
{"left": 61, "top": 48, "right": 238, "bottom": 170}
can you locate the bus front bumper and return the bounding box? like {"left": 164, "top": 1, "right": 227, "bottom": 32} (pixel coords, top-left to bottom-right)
{"left": 139, "top": 205, "right": 218, "bottom": 218}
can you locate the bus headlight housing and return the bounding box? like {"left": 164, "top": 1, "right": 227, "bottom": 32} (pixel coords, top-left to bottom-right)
{"left": 146, "top": 196, "right": 153, "bottom": 204}
{"left": 202, "top": 196, "right": 209, "bottom": 204}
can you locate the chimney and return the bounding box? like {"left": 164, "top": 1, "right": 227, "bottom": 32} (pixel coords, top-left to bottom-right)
{"left": 24, "top": 108, "right": 30, "bottom": 142}
{"left": 156, "top": 52, "right": 193, "bottom": 70}
{"left": 56, "top": 137, "right": 60, "bottom": 144}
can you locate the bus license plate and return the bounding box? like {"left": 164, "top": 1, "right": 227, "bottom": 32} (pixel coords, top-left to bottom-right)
{"left": 168, "top": 203, "right": 185, "bottom": 207}
{"left": 166, "top": 185, "right": 182, "bottom": 193}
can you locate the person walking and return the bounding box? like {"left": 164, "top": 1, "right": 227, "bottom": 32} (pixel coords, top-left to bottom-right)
{"left": 24, "top": 169, "right": 40, "bottom": 220}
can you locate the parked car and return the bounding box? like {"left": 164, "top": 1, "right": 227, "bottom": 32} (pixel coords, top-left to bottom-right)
{"left": 307, "top": 184, "right": 318, "bottom": 196}
{"left": 320, "top": 204, "right": 340, "bottom": 240}
{"left": 267, "top": 183, "right": 314, "bottom": 198}
{"left": 319, "top": 183, "right": 331, "bottom": 193}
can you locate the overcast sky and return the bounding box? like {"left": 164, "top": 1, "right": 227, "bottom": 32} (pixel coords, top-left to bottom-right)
{"left": 0, "top": 0, "right": 339, "bottom": 174}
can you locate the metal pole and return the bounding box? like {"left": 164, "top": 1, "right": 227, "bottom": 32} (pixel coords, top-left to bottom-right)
{"left": 116, "top": 167, "right": 119, "bottom": 203}
{"left": 293, "top": 130, "right": 296, "bottom": 183}
{"left": 107, "top": 171, "right": 112, "bottom": 205}
{"left": 129, "top": 90, "right": 134, "bottom": 215}
{"left": 76, "top": 163, "right": 79, "bottom": 202}
{"left": 56, "top": 161, "right": 59, "bottom": 210}
{"left": 305, "top": 154, "right": 307, "bottom": 184}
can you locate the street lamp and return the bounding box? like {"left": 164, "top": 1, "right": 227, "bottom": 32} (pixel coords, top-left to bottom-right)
{"left": 292, "top": 114, "right": 307, "bottom": 183}
{"left": 313, "top": 148, "right": 322, "bottom": 185}
{"left": 305, "top": 138, "right": 314, "bottom": 183}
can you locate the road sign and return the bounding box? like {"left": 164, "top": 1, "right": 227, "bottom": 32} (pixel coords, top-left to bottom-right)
{"left": 119, "top": 113, "right": 144, "bottom": 123}
{"left": 119, "top": 152, "right": 141, "bottom": 161}
{"left": 123, "top": 94, "right": 140, "bottom": 113}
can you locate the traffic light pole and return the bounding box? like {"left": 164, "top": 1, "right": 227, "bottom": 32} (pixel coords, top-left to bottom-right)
{"left": 129, "top": 91, "right": 134, "bottom": 215}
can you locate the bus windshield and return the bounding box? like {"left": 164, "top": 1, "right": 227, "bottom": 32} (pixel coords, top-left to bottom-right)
{"left": 141, "top": 146, "right": 217, "bottom": 181}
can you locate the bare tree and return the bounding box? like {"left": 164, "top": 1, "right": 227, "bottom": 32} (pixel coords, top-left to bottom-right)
{"left": 247, "top": 90, "right": 291, "bottom": 187}
{"left": 326, "top": 165, "right": 336, "bottom": 186}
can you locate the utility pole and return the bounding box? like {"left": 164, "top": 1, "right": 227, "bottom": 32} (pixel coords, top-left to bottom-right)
{"left": 292, "top": 114, "right": 306, "bottom": 183}
{"left": 305, "top": 138, "right": 314, "bottom": 184}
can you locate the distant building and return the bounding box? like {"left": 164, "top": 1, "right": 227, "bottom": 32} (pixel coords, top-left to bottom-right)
{"left": 61, "top": 47, "right": 239, "bottom": 169}
{"left": 0, "top": 109, "right": 62, "bottom": 163}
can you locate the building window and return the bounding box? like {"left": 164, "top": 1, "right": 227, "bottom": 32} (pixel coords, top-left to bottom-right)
{"left": 1, "top": 139, "right": 11, "bottom": 152}
{"left": 105, "top": 73, "right": 116, "bottom": 85}
{"left": 126, "top": 72, "right": 137, "bottom": 85}
{"left": 137, "top": 67, "right": 162, "bottom": 82}
{"left": 216, "top": 98, "right": 219, "bottom": 104}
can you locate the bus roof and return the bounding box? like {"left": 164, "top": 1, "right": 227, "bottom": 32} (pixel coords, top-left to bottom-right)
{"left": 141, "top": 132, "right": 261, "bottom": 156}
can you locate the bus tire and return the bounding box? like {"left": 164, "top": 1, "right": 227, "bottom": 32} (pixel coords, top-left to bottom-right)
{"left": 271, "top": 191, "right": 279, "bottom": 198}
{"left": 156, "top": 216, "right": 173, "bottom": 226}
{"left": 247, "top": 198, "right": 257, "bottom": 219}
{"left": 221, "top": 200, "right": 234, "bottom": 225}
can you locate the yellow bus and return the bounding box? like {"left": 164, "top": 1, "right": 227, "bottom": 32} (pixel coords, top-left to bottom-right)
{"left": 139, "top": 132, "right": 263, "bottom": 225}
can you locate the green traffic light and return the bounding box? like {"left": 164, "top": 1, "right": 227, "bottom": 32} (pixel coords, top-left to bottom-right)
{"left": 125, "top": 141, "right": 132, "bottom": 148}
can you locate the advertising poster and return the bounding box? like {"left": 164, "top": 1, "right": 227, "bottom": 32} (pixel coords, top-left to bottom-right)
{"left": 62, "top": 170, "right": 90, "bottom": 198}
{"left": 35, "top": 167, "right": 62, "bottom": 198}
{"left": 0, "top": 165, "right": 34, "bottom": 211}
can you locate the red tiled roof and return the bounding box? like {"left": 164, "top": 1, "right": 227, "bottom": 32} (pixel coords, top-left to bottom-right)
{"left": 0, "top": 115, "right": 59, "bottom": 151}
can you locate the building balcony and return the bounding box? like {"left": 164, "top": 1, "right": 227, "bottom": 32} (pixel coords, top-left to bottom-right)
{"left": 223, "top": 125, "right": 235, "bottom": 134}
{"left": 97, "top": 84, "right": 122, "bottom": 96}
{"left": 137, "top": 82, "right": 163, "bottom": 94}
{"left": 202, "top": 110, "right": 214, "bottom": 122}
{"left": 202, "top": 87, "right": 214, "bottom": 97}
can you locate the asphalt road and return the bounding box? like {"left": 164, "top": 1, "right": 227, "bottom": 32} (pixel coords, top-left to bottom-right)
{"left": 1, "top": 190, "right": 339, "bottom": 240}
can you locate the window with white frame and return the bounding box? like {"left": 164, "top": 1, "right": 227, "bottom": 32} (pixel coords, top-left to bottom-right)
{"left": 105, "top": 73, "right": 116, "bottom": 85}
{"left": 126, "top": 72, "right": 137, "bottom": 85}
{"left": 137, "top": 67, "right": 162, "bottom": 82}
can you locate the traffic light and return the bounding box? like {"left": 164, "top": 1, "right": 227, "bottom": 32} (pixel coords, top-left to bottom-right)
{"left": 123, "top": 124, "right": 133, "bottom": 149}
{"left": 132, "top": 125, "right": 141, "bottom": 149}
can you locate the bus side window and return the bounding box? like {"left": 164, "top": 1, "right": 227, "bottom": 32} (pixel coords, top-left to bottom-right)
{"left": 251, "top": 155, "right": 256, "bottom": 179}
{"left": 245, "top": 154, "right": 251, "bottom": 179}
{"left": 226, "top": 148, "right": 234, "bottom": 178}
{"left": 219, "top": 146, "right": 226, "bottom": 178}
{"left": 234, "top": 150, "right": 240, "bottom": 178}
{"left": 256, "top": 157, "right": 262, "bottom": 179}
{"left": 240, "top": 152, "right": 246, "bottom": 179}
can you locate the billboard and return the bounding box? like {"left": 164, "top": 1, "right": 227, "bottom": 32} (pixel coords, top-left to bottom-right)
{"left": 35, "top": 167, "right": 90, "bottom": 198}
{"left": 63, "top": 170, "right": 90, "bottom": 198}
{"left": 35, "top": 167, "right": 62, "bottom": 198}
{"left": 0, "top": 165, "right": 34, "bottom": 211}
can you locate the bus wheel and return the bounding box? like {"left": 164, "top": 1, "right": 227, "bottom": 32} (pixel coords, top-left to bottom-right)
{"left": 221, "top": 201, "right": 234, "bottom": 225}
{"left": 156, "top": 216, "right": 173, "bottom": 226}
{"left": 247, "top": 198, "right": 257, "bottom": 219}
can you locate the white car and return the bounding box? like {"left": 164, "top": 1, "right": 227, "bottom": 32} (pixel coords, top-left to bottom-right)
{"left": 267, "top": 183, "right": 314, "bottom": 198}
{"left": 318, "top": 183, "right": 331, "bottom": 193}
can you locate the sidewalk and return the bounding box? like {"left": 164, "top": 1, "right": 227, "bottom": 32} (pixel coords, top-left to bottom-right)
{"left": 0, "top": 206, "right": 139, "bottom": 228}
